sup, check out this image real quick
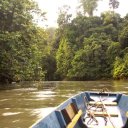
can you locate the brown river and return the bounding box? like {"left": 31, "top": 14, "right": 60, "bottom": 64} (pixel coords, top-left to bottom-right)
{"left": 0, "top": 80, "right": 128, "bottom": 128}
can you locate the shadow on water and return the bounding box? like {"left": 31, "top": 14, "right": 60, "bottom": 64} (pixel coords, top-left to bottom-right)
{"left": 0, "top": 80, "right": 128, "bottom": 127}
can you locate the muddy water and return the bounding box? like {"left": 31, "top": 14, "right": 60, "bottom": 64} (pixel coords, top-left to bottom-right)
{"left": 0, "top": 80, "right": 128, "bottom": 128}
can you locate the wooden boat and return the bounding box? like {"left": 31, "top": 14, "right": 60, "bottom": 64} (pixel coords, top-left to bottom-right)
{"left": 30, "top": 90, "right": 128, "bottom": 128}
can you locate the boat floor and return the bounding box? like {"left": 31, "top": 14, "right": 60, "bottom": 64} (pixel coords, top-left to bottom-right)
{"left": 83, "top": 99, "right": 123, "bottom": 127}
{"left": 90, "top": 96, "right": 117, "bottom": 102}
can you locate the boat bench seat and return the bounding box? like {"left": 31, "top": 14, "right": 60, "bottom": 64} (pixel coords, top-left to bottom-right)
{"left": 61, "top": 103, "right": 83, "bottom": 128}
{"left": 67, "top": 109, "right": 82, "bottom": 128}
{"left": 88, "top": 111, "right": 118, "bottom": 117}
{"left": 88, "top": 101, "right": 117, "bottom": 106}
{"left": 89, "top": 126, "right": 121, "bottom": 128}
{"left": 56, "top": 102, "right": 87, "bottom": 128}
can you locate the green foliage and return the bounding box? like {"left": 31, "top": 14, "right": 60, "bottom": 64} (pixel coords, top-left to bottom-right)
{"left": 119, "top": 25, "right": 128, "bottom": 49}
{"left": 0, "top": 0, "right": 46, "bottom": 83}
{"left": 56, "top": 38, "right": 73, "bottom": 79}
{"left": 109, "top": 0, "right": 119, "bottom": 11}
{"left": 79, "top": 0, "right": 99, "bottom": 16}
{"left": 0, "top": 26, "right": 46, "bottom": 82}
{"left": 0, "top": 0, "right": 44, "bottom": 32}
{"left": 41, "top": 54, "right": 56, "bottom": 80}
{"left": 62, "top": 16, "right": 103, "bottom": 48}
{"left": 101, "top": 11, "right": 121, "bottom": 27}
{"left": 113, "top": 19, "right": 128, "bottom": 80}
{"left": 0, "top": 32, "right": 21, "bottom": 82}
{"left": 107, "top": 42, "right": 121, "bottom": 65}
{"left": 57, "top": 5, "right": 72, "bottom": 27}
{"left": 68, "top": 35, "right": 112, "bottom": 80}
{"left": 54, "top": 10, "right": 127, "bottom": 80}
{"left": 113, "top": 54, "right": 128, "bottom": 79}
{"left": 1, "top": 0, "right": 128, "bottom": 83}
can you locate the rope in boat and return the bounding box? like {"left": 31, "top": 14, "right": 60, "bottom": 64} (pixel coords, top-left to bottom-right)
{"left": 99, "top": 88, "right": 109, "bottom": 93}
{"left": 84, "top": 96, "right": 99, "bottom": 125}
{"left": 84, "top": 88, "right": 116, "bottom": 128}
{"left": 99, "top": 88, "right": 116, "bottom": 128}
{"left": 99, "top": 96, "right": 116, "bottom": 128}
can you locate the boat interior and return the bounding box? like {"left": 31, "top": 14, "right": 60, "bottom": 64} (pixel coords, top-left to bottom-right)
{"left": 55, "top": 91, "right": 128, "bottom": 128}
{"left": 31, "top": 91, "right": 128, "bottom": 128}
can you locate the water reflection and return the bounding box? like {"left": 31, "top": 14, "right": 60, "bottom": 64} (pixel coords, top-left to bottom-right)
{"left": 31, "top": 107, "right": 56, "bottom": 119}
{"left": 0, "top": 80, "right": 128, "bottom": 127}
{"left": 3, "top": 112, "right": 22, "bottom": 116}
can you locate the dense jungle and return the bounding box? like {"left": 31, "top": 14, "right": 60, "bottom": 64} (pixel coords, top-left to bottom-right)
{"left": 0, "top": 0, "right": 128, "bottom": 84}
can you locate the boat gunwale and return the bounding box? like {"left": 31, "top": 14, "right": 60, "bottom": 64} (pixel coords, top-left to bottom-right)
{"left": 30, "top": 91, "right": 125, "bottom": 128}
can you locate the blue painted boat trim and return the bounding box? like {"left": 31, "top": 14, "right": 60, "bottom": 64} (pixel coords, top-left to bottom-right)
{"left": 31, "top": 91, "right": 128, "bottom": 128}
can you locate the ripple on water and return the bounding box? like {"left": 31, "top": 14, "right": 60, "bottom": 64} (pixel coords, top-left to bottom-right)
{"left": 31, "top": 107, "right": 56, "bottom": 118}
{"left": 33, "top": 90, "right": 55, "bottom": 95}
{"left": 0, "top": 99, "right": 8, "bottom": 102}
{"left": 4, "top": 108, "right": 10, "bottom": 110}
{"left": 12, "top": 120, "right": 20, "bottom": 123}
{"left": 2, "top": 112, "right": 22, "bottom": 116}
{"left": 12, "top": 88, "right": 37, "bottom": 91}
{"left": 32, "top": 91, "right": 56, "bottom": 99}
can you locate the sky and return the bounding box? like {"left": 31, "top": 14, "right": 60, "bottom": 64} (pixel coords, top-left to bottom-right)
{"left": 35, "top": 0, "right": 128, "bottom": 28}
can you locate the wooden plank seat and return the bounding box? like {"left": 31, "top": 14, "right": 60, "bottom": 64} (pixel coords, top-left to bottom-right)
{"left": 87, "top": 111, "right": 118, "bottom": 117}
{"left": 88, "top": 101, "right": 117, "bottom": 106}
{"left": 60, "top": 103, "right": 84, "bottom": 128}
{"left": 89, "top": 126, "right": 121, "bottom": 128}
{"left": 67, "top": 109, "right": 82, "bottom": 128}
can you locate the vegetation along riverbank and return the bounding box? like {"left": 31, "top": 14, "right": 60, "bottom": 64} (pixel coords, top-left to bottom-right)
{"left": 0, "top": 0, "right": 128, "bottom": 84}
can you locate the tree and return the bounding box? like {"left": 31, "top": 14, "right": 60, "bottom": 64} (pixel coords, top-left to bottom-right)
{"left": 63, "top": 16, "right": 103, "bottom": 48}
{"left": 41, "top": 54, "right": 56, "bottom": 80}
{"left": 57, "top": 5, "right": 72, "bottom": 28}
{"left": 79, "top": 0, "right": 99, "bottom": 17}
{"left": 113, "top": 54, "right": 128, "bottom": 79}
{"left": 101, "top": 11, "right": 121, "bottom": 26}
{"left": 68, "top": 34, "right": 112, "bottom": 80}
{"left": 0, "top": 0, "right": 46, "bottom": 83}
{"left": 106, "top": 42, "right": 121, "bottom": 74}
{"left": 55, "top": 5, "right": 72, "bottom": 53}
{"left": 109, "top": 0, "right": 119, "bottom": 12}
{"left": 56, "top": 38, "right": 73, "bottom": 79}
{"left": 0, "top": 0, "right": 45, "bottom": 32}
{"left": 119, "top": 23, "right": 128, "bottom": 49}
{"left": 101, "top": 11, "right": 122, "bottom": 41}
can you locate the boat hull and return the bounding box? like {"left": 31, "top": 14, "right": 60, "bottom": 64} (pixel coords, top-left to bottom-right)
{"left": 31, "top": 91, "right": 128, "bottom": 128}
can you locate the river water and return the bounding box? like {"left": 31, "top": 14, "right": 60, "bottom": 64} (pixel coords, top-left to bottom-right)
{"left": 0, "top": 80, "right": 128, "bottom": 128}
